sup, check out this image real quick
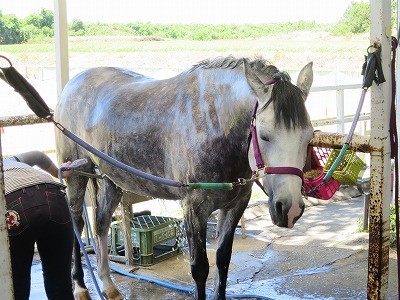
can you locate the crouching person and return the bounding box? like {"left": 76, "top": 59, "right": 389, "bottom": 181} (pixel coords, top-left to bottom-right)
{"left": 3, "top": 151, "right": 74, "bottom": 300}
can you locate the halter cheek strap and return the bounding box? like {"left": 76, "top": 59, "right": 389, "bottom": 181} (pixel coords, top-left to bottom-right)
{"left": 247, "top": 78, "right": 304, "bottom": 184}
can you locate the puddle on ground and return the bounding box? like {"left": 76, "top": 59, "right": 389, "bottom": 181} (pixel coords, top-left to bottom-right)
{"left": 226, "top": 250, "right": 364, "bottom": 300}
{"left": 30, "top": 261, "right": 46, "bottom": 300}
{"left": 29, "top": 242, "right": 365, "bottom": 300}
{"left": 30, "top": 255, "right": 194, "bottom": 300}
{"left": 227, "top": 271, "right": 364, "bottom": 300}
{"left": 30, "top": 257, "right": 364, "bottom": 300}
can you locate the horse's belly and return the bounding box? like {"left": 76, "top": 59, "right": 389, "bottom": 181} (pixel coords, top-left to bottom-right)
{"left": 104, "top": 171, "right": 181, "bottom": 200}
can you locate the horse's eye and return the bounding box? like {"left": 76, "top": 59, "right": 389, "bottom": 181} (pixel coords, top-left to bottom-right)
{"left": 260, "top": 135, "right": 270, "bottom": 142}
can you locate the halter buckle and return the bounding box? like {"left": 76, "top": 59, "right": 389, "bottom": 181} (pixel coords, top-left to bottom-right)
{"left": 235, "top": 178, "right": 247, "bottom": 186}
{"left": 252, "top": 166, "right": 267, "bottom": 180}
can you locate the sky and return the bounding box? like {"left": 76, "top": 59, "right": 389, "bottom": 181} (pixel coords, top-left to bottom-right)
{"left": 0, "top": 0, "right": 362, "bottom": 24}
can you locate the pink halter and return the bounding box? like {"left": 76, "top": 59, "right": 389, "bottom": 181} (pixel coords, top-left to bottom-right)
{"left": 247, "top": 78, "right": 304, "bottom": 184}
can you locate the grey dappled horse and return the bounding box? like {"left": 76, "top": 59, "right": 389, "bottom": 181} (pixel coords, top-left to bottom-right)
{"left": 55, "top": 57, "right": 314, "bottom": 300}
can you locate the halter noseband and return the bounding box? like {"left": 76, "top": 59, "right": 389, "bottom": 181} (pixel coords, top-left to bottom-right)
{"left": 247, "top": 76, "right": 304, "bottom": 184}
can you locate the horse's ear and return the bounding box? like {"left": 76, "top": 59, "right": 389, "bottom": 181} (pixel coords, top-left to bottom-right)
{"left": 243, "top": 58, "right": 265, "bottom": 100}
{"left": 296, "top": 62, "right": 313, "bottom": 99}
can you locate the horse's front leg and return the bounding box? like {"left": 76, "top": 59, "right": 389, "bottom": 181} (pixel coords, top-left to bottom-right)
{"left": 183, "top": 194, "right": 213, "bottom": 300}
{"left": 212, "top": 189, "right": 251, "bottom": 300}
{"left": 95, "top": 233, "right": 122, "bottom": 300}
{"left": 95, "top": 177, "right": 123, "bottom": 300}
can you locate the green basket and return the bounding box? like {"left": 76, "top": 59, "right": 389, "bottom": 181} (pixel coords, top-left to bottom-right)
{"left": 110, "top": 215, "right": 181, "bottom": 266}
{"left": 323, "top": 149, "right": 366, "bottom": 185}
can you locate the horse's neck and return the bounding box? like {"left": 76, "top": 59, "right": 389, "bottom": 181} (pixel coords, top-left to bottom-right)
{"left": 201, "top": 69, "right": 255, "bottom": 134}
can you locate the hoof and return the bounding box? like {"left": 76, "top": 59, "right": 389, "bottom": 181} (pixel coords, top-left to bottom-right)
{"left": 102, "top": 287, "right": 123, "bottom": 300}
{"left": 74, "top": 289, "right": 91, "bottom": 300}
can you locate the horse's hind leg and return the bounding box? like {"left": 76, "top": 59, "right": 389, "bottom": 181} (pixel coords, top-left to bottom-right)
{"left": 212, "top": 190, "right": 251, "bottom": 300}
{"left": 64, "top": 173, "right": 91, "bottom": 300}
{"left": 95, "top": 177, "right": 123, "bottom": 300}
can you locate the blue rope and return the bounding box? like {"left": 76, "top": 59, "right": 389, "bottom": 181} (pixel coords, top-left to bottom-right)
{"left": 57, "top": 124, "right": 183, "bottom": 188}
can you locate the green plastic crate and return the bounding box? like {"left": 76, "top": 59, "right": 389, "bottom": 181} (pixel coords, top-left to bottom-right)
{"left": 323, "top": 149, "right": 366, "bottom": 185}
{"left": 110, "top": 215, "right": 181, "bottom": 266}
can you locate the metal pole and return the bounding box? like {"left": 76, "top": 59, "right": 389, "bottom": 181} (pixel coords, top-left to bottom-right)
{"left": 0, "top": 134, "right": 15, "bottom": 299}
{"left": 54, "top": 0, "right": 70, "bottom": 100}
{"left": 368, "top": 0, "right": 392, "bottom": 298}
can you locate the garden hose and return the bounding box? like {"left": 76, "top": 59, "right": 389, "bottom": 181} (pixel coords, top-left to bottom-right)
{"left": 323, "top": 45, "right": 384, "bottom": 183}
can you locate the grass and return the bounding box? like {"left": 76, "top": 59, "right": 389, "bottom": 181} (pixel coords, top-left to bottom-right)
{"left": 0, "top": 33, "right": 369, "bottom": 76}
{"left": 0, "top": 35, "right": 367, "bottom": 55}
{"left": 358, "top": 204, "right": 398, "bottom": 248}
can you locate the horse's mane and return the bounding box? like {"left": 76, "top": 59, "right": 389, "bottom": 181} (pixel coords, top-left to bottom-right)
{"left": 191, "top": 56, "right": 309, "bottom": 129}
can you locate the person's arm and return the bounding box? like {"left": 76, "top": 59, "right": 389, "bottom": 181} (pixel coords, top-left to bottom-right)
{"left": 14, "top": 151, "right": 73, "bottom": 178}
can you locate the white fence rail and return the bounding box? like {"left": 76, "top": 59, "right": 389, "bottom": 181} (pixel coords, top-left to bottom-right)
{"left": 310, "top": 83, "right": 369, "bottom": 135}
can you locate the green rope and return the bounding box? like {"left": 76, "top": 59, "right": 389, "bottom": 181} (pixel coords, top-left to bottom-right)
{"left": 186, "top": 182, "right": 234, "bottom": 190}
{"left": 323, "top": 143, "right": 349, "bottom": 182}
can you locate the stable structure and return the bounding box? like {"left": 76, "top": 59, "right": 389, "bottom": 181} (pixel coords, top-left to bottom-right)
{"left": 0, "top": 0, "right": 396, "bottom": 299}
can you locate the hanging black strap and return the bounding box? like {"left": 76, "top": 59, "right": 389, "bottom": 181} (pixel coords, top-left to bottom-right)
{"left": 0, "top": 55, "right": 52, "bottom": 119}
{"left": 361, "top": 46, "right": 386, "bottom": 89}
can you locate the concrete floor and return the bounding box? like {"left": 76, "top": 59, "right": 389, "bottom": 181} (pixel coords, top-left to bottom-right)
{"left": 30, "top": 189, "right": 398, "bottom": 299}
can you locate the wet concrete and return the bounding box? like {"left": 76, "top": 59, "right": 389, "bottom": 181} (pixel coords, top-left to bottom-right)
{"left": 30, "top": 188, "right": 398, "bottom": 299}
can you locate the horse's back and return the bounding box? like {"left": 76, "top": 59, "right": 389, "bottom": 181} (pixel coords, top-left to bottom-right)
{"left": 57, "top": 67, "right": 149, "bottom": 113}
{"left": 56, "top": 67, "right": 160, "bottom": 141}
{"left": 54, "top": 63, "right": 253, "bottom": 198}
{"left": 54, "top": 67, "right": 187, "bottom": 198}
{"left": 55, "top": 67, "right": 145, "bottom": 163}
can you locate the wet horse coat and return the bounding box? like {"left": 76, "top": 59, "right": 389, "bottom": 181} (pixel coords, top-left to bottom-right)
{"left": 55, "top": 57, "right": 314, "bottom": 300}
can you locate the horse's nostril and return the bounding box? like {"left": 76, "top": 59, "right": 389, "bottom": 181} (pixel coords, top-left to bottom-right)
{"left": 275, "top": 201, "right": 283, "bottom": 218}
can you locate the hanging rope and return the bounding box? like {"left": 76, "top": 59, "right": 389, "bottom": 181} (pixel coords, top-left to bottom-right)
{"left": 306, "top": 44, "right": 387, "bottom": 199}
{"left": 389, "top": 36, "right": 400, "bottom": 297}
{"left": 323, "top": 44, "right": 385, "bottom": 184}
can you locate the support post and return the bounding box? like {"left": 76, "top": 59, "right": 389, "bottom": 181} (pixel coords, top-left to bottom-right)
{"left": 54, "top": 0, "right": 69, "bottom": 100}
{"left": 0, "top": 134, "right": 15, "bottom": 299}
{"left": 367, "top": 0, "right": 392, "bottom": 298}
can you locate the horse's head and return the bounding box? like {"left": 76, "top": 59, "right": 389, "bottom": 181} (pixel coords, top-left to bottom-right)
{"left": 245, "top": 60, "right": 314, "bottom": 228}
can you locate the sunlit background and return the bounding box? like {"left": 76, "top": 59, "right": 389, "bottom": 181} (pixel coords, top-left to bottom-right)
{"left": 1, "top": 0, "right": 356, "bottom": 23}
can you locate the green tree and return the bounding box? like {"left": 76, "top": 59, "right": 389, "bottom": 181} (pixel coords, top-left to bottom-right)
{"left": 23, "top": 8, "right": 54, "bottom": 37}
{"left": 70, "top": 18, "right": 85, "bottom": 36}
{"left": 0, "top": 11, "right": 27, "bottom": 44}
{"left": 341, "top": 1, "right": 370, "bottom": 34}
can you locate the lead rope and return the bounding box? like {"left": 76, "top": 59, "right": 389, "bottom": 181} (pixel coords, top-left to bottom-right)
{"left": 0, "top": 55, "right": 259, "bottom": 191}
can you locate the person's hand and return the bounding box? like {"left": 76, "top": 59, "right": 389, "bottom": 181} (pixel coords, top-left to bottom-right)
{"left": 60, "top": 161, "right": 74, "bottom": 178}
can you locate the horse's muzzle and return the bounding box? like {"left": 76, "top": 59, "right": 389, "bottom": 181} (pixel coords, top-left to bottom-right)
{"left": 269, "top": 195, "right": 305, "bottom": 228}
